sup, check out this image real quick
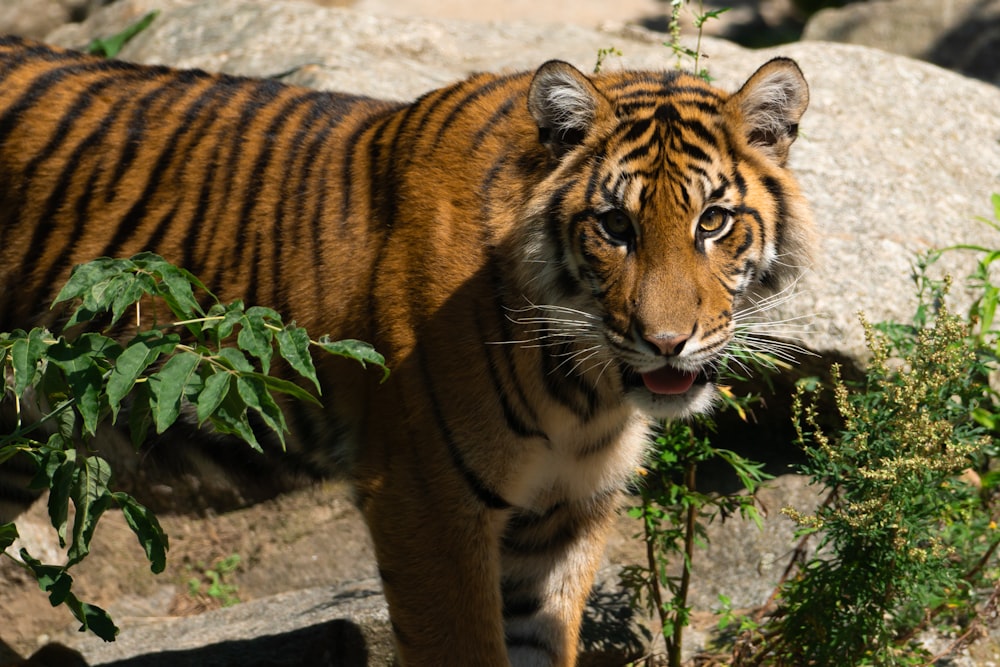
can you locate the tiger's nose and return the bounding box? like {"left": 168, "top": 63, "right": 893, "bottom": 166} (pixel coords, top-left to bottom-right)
{"left": 644, "top": 333, "right": 690, "bottom": 357}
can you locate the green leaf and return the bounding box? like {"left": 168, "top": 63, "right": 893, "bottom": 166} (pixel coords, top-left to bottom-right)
{"left": 238, "top": 312, "right": 274, "bottom": 374}
{"left": 143, "top": 254, "right": 207, "bottom": 320}
{"left": 66, "top": 456, "right": 114, "bottom": 566}
{"left": 53, "top": 258, "right": 124, "bottom": 306}
{"left": 209, "top": 389, "right": 261, "bottom": 452}
{"left": 11, "top": 328, "right": 50, "bottom": 396}
{"left": 70, "top": 273, "right": 133, "bottom": 329}
{"left": 148, "top": 350, "right": 201, "bottom": 433}
{"left": 63, "top": 592, "right": 119, "bottom": 641}
{"left": 114, "top": 492, "right": 168, "bottom": 574}
{"left": 276, "top": 325, "right": 320, "bottom": 392}
{"left": 216, "top": 346, "right": 254, "bottom": 373}
{"left": 32, "top": 364, "right": 77, "bottom": 444}
{"left": 20, "top": 548, "right": 73, "bottom": 605}
{"left": 254, "top": 373, "right": 321, "bottom": 406}
{"left": 316, "top": 336, "right": 388, "bottom": 381}
{"left": 107, "top": 331, "right": 180, "bottom": 422}
{"left": 128, "top": 382, "right": 153, "bottom": 449}
{"left": 204, "top": 300, "right": 245, "bottom": 341}
{"left": 107, "top": 271, "right": 156, "bottom": 327}
{"left": 85, "top": 10, "right": 159, "bottom": 59}
{"left": 236, "top": 375, "right": 286, "bottom": 446}
{"left": 196, "top": 370, "right": 232, "bottom": 425}
{"left": 0, "top": 522, "right": 18, "bottom": 551}
{"left": 48, "top": 452, "right": 77, "bottom": 547}
{"left": 47, "top": 334, "right": 118, "bottom": 437}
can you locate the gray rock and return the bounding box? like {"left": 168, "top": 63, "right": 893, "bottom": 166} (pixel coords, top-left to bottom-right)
{"left": 803, "top": 0, "right": 1000, "bottom": 86}
{"left": 53, "top": 569, "right": 649, "bottom": 666}
{"left": 0, "top": 0, "right": 91, "bottom": 39}
{"left": 72, "top": 579, "right": 395, "bottom": 666}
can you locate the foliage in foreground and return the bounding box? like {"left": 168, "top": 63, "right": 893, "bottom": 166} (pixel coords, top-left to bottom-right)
{"left": 731, "top": 197, "right": 1000, "bottom": 665}
{"left": 627, "top": 196, "right": 1000, "bottom": 667}
{"left": 758, "top": 305, "right": 997, "bottom": 665}
{"left": 0, "top": 253, "right": 385, "bottom": 640}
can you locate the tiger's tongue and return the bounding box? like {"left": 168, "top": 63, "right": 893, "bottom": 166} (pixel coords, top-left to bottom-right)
{"left": 641, "top": 366, "right": 698, "bottom": 395}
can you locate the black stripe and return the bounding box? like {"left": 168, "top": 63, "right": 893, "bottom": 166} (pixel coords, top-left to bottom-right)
{"left": 214, "top": 80, "right": 289, "bottom": 280}
{"left": 430, "top": 72, "right": 521, "bottom": 150}
{"left": 120, "top": 80, "right": 234, "bottom": 275}
{"left": 576, "top": 427, "right": 620, "bottom": 459}
{"left": 620, "top": 138, "right": 658, "bottom": 165}
{"left": 677, "top": 137, "right": 711, "bottom": 164}
{"left": 416, "top": 343, "right": 511, "bottom": 510}
{"left": 540, "top": 342, "right": 599, "bottom": 422}
{"left": 183, "top": 140, "right": 224, "bottom": 273}
{"left": 7, "top": 71, "right": 149, "bottom": 303}
{"left": 733, "top": 217, "right": 756, "bottom": 258}
{"left": 271, "top": 94, "right": 348, "bottom": 313}
{"left": 366, "top": 112, "right": 399, "bottom": 230}
{"left": 472, "top": 96, "right": 517, "bottom": 148}
{"left": 761, "top": 174, "right": 788, "bottom": 252}
{"left": 97, "top": 76, "right": 212, "bottom": 260}
{"left": 108, "top": 68, "right": 212, "bottom": 190}
{"left": 478, "top": 292, "right": 547, "bottom": 440}
{"left": 502, "top": 595, "right": 543, "bottom": 619}
{"left": 621, "top": 116, "right": 653, "bottom": 144}
{"left": 0, "top": 62, "right": 138, "bottom": 256}
{"left": 679, "top": 116, "right": 718, "bottom": 148}
{"left": 237, "top": 91, "right": 323, "bottom": 306}
{"left": 505, "top": 633, "right": 558, "bottom": 661}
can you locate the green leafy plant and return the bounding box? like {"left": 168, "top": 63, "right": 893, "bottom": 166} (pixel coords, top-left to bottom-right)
{"left": 187, "top": 553, "right": 242, "bottom": 609}
{"left": 85, "top": 11, "right": 160, "bottom": 58}
{"left": 666, "top": 0, "right": 730, "bottom": 81}
{"left": 0, "top": 253, "right": 386, "bottom": 641}
{"left": 622, "top": 408, "right": 771, "bottom": 667}
{"left": 723, "top": 196, "right": 1000, "bottom": 665}
{"left": 594, "top": 46, "right": 623, "bottom": 73}
{"left": 769, "top": 314, "right": 992, "bottom": 665}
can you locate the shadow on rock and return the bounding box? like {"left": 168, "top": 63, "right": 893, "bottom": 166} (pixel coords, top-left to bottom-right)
{"left": 925, "top": 0, "right": 1000, "bottom": 86}
{"left": 96, "top": 620, "right": 370, "bottom": 667}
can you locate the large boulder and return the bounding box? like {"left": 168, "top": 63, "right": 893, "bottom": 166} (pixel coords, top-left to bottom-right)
{"left": 0, "top": 0, "right": 93, "bottom": 39}
{"left": 0, "top": 0, "right": 996, "bottom": 664}
{"left": 803, "top": 0, "right": 1000, "bottom": 87}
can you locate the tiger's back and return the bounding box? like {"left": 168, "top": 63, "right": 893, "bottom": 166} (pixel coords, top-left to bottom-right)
{"left": 0, "top": 35, "right": 815, "bottom": 667}
{"left": 0, "top": 36, "right": 400, "bottom": 340}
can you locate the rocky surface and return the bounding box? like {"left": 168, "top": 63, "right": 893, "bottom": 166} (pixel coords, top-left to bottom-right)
{"left": 0, "top": 0, "right": 93, "bottom": 39}
{"left": 1, "top": 0, "right": 1000, "bottom": 665}
{"left": 803, "top": 0, "right": 1000, "bottom": 86}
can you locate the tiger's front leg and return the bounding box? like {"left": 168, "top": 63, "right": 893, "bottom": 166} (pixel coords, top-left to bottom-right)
{"left": 360, "top": 464, "right": 617, "bottom": 666}
{"left": 359, "top": 467, "right": 513, "bottom": 667}
{"left": 500, "top": 492, "right": 620, "bottom": 667}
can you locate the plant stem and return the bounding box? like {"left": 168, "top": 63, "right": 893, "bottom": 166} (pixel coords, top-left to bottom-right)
{"left": 669, "top": 458, "right": 698, "bottom": 667}
{"left": 693, "top": 0, "right": 704, "bottom": 76}
{"left": 644, "top": 505, "right": 668, "bottom": 640}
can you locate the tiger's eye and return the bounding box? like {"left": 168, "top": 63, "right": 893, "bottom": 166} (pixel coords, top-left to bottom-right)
{"left": 598, "top": 209, "right": 634, "bottom": 244}
{"left": 697, "top": 206, "right": 731, "bottom": 237}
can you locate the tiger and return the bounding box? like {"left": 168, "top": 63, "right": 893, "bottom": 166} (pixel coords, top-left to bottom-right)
{"left": 0, "top": 34, "right": 814, "bottom": 666}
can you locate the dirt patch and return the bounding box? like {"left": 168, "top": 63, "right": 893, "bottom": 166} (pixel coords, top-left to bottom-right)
{"left": 0, "top": 480, "right": 379, "bottom": 659}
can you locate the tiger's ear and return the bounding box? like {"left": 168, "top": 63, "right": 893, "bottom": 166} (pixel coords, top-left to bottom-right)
{"left": 728, "top": 58, "right": 809, "bottom": 166}
{"left": 528, "top": 60, "right": 613, "bottom": 159}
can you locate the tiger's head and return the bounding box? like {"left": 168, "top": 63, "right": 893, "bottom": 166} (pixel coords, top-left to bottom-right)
{"left": 515, "top": 58, "right": 815, "bottom": 420}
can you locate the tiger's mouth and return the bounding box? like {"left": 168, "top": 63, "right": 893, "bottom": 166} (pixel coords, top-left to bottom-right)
{"left": 622, "top": 364, "right": 716, "bottom": 396}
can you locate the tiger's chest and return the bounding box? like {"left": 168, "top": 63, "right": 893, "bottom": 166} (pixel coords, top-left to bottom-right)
{"left": 499, "top": 402, "right": 651, "bottom": 513}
